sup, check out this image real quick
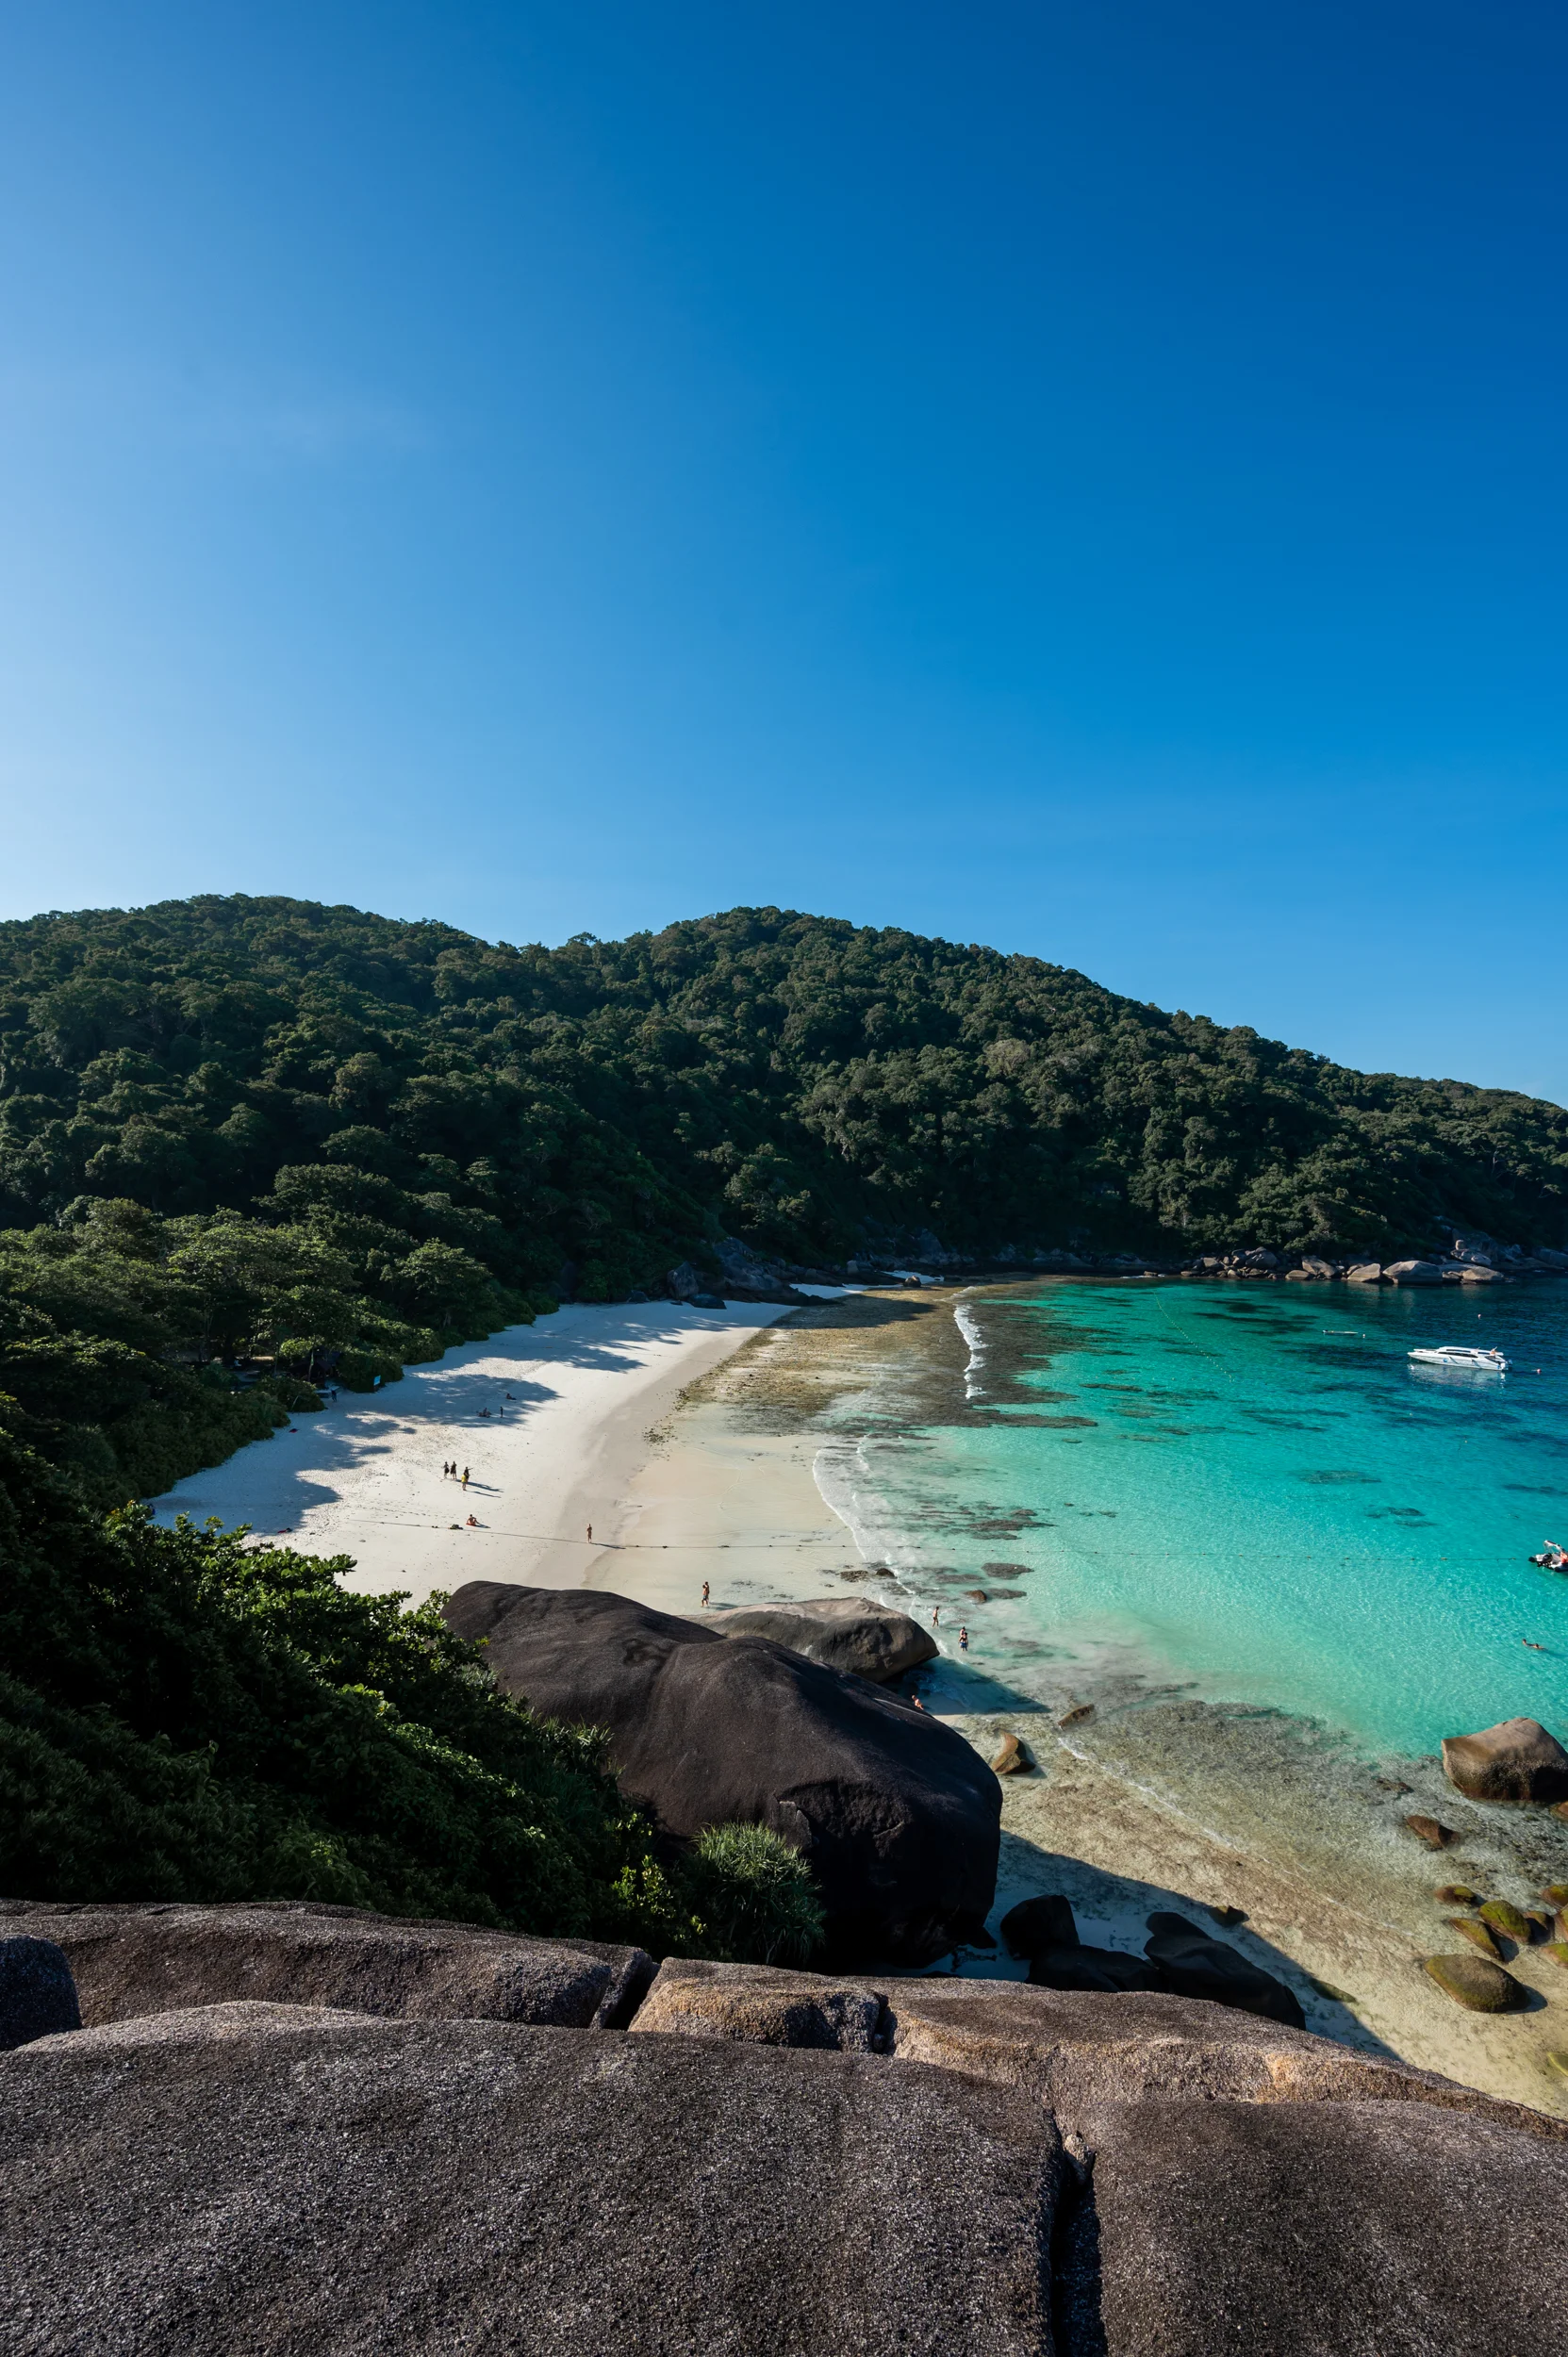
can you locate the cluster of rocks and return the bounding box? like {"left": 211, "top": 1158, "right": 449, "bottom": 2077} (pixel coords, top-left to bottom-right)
{"left": 4, "top": 1902, "right": 1565, "bottom": 2352}
{"left": 1400, "top": 1719, "right": 1568, "bottom": 2011}
{"left": 998, "top": 1891, "right": 1305, "bottom": 2023}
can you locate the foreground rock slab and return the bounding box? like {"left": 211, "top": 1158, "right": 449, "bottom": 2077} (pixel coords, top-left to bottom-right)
{"left": 1057, "top": 2094, "right": 1568, "bottom": 2354}
{"left": 443, "top": 1582, "right": 1000, "bottom": 1963}
{"left": 701, "top": 1596, "right": 938, "bottom": 1682}
{"left": 0, "top": 2003, "right": 1059, "bottom": 2357}
{"left": 1441, "top": 1717, "right": 1568, "bottom": 1805}
{"left": 0, "top": 1901, "right": 653, "bottom": 2031}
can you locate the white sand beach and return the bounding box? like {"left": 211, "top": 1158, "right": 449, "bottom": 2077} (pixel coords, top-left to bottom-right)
{"left": 154, "top": 1301, "right": 809, "bottom": 1607}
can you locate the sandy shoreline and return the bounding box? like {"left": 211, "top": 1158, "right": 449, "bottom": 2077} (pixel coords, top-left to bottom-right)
{"left": 153, "top": 1301, "right": 802, "bottom": 1606}
{"left": 155, "top": 1282, "right": 1568, "bottom": 2114}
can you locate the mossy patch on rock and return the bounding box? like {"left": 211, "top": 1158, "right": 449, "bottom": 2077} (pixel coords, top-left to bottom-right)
{"left": 1447, "top": 1917, "right": 1502, "bottom": 1960}
{"left": 1543, "top": 1941, "right": 1568, "bottom": 1970}
{"left": 1435, "top": 1884, "right": 1478, "bottom": 1904}
{"left": 1422, "top": 1953, "right": 1522, "bottom": 2012}
{"left": 1477, "top": 1900, "right": 1531, "bottom": 1944}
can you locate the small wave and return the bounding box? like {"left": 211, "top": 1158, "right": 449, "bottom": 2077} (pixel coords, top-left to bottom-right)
{"left": 953, "top": 1298, "right": 986, "bottom": 1400}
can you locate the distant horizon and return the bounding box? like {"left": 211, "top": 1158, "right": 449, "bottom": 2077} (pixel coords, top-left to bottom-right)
{"left": 8, "top": 882, "right": 1563, "bottom": 1114}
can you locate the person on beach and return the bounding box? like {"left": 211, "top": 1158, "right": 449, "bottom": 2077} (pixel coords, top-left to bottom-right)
{"left": 466, "top": 1514, "right": 478, "bottom": 1527}
{"left": 701, "top": 1580, "right": 710, "bottom": 1607}
{"left": 931, "top": 1607, "right": 940, "bottom": 1627}
{"left": 958, "top": 1624, "right": 969, "bottom": 1652}
{"left": 462, "top": 1467, "right": 470, "bottom": 1489}
{"left": 586, "top": 1524, "right": 593, "bottom": 1543}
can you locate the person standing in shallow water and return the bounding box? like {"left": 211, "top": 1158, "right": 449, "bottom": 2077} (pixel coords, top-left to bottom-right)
{"left": 958, "top": 1624, "right": 969, "bottom": 1653}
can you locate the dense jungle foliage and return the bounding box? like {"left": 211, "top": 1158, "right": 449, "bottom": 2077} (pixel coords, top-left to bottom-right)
{"left": 1, "top": 892, "right": 1565, "bottom": 1505}
{"left": 0, "top": 1431, "right": 823, "bottom": 1962}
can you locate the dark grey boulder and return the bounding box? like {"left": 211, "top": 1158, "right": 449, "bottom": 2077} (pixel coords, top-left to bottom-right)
{"left": 999, "top": 1893, "right": 1080, "bottom": 1955}
{"left": 0, "top": 1937, "right": 79, "bottom": 2052}
{"left": 1144, "top": 1910, "right": 1305, "bottom": 2028}
{"left": 1030, "top": 1942, "right": 1165, "bottom": 1996}
{"left": 0, "top": 2003, "right": 1059, "bottom": 2356}
{"left": 443, "top": 1582, "right": 1001, "bottom": 1965}
{"left": 0, "top": 1900, "right": 653, "bottom": 2030}
{"left": 1058, "top": 2095, "right": 1568, "bottom": 2354}
{"left": 702, "top": 1596, "right": 938, "bottom": 1682}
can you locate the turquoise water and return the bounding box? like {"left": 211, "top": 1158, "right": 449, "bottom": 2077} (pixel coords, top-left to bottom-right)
{"left": 831, "top": 1278, "right": 1568, "bottom": 1758}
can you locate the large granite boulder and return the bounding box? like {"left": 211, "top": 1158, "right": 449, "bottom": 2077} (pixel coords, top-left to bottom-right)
{"left": 630, "top": 1955, "right": 885, "bottom": 2050}
{"left": 0, "top": 1901, "right": 653, "bottom": 2030}
{"left": 619, "top": 1963, "right": 1568, "bottom": 2148}
{"left": 1384, "top": 1258, "right": 1445, "bottom": 1284}
{"left": 1441, "top": 1716, "right": 1568, "bottom": 1804}
{"left": 0, "top": 1937, "right": 79, "bottom": 2051}
{"left": 0, "top": 2003, "right": 1059, "bottom": 2356}
{"left": 879, "top": 1977, "right": 1567, "bottom": 2140}
{"left": 443, "top": 1582, "right": 1000, "bottom": 1964}
{"left": 702, "top": 1596, "right": 938, "bottom": 1682}
{"left": 1056, "top": 2095, "right": 1568, "bottom": 2353}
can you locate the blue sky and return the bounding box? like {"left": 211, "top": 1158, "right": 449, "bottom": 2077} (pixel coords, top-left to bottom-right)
{"left": 1, "top": 2, "right": 1564, "bottom": 1097}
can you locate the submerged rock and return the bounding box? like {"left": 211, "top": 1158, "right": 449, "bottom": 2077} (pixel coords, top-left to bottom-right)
{"left": 0, "top": 1937, "right": 79, "bottom": 2052}
{"left": 1441, "top": 1717, "right": 1568, "bottom": 1805}
{"left": 702, "top": 1597, "right": 937, "bottom": 1683}
{"left": 442, "top": 1582, "right": 1001, "bottom": 1965}
{"left": 1422, "top": 1953, "right": 1523, "bottom": 2011}
{"left": 1403, "top": 1812, "right": 1456, "bottom": 1848}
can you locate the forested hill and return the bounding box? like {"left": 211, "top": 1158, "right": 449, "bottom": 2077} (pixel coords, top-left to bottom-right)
{"left": 0, "top": 894, "right": 1564, "bottom": 1504}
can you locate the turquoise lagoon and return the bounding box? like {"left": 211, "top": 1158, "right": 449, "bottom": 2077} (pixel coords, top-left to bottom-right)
{"left": 824, "top": 1277, "right": 1568, "bottom": 1762}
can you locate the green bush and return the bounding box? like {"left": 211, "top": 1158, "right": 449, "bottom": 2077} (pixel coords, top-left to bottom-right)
{"left": 680, "top": 1822, "right": 826, "bottom": 1966}
{"left": 332, "top": 1347, "right": 403, "bottom": 1392}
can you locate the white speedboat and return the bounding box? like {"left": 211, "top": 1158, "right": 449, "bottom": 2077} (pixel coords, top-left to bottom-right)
{"left": 1408, "top": 1344, "right": 1509, "bottom": 1372}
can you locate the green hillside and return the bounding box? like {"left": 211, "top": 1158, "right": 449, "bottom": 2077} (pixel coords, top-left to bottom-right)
{"left": 1, "top": 892, "right": 1564, "bottom": 1505}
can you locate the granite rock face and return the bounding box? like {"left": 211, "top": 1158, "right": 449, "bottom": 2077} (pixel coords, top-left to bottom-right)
{"left": 0, "top": 1901, "right": 654, "bottom": 2031}
{"left": 630, "top": 1955, "right": 886, "bottom": 2050}
{"left": 1441, "top": 1717, "right": 1568, "bottom": 1805}
{"left": 1057, "top": 2095, "right": 1568, "bottom": 2354}
{"left": 701, "top": 1596, "right": 938, "bottom": 1682}
{"left": 0, "top": 1937, "right": 79, "bottom": 2052}
{"left": 0, "top": 2003, "right": 1059, "bottom": 2357}
{"left": 443, "top": 1582, "right": 1000, "bottom": 1963}
{"left": 5, "top": 1953, "right": 1566, "bottom": 2353}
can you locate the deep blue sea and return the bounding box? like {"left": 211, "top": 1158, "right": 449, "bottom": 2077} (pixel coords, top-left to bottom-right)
{"left": 822, "top": 1277, "right": 1568, "bottom": 1760}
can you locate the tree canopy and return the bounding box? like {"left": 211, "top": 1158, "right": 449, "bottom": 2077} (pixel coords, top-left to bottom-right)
{"left": 1, "top": 893, "right": 1563, "bottom": 1501}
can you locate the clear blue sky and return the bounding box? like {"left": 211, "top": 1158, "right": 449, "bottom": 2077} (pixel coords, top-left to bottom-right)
{"left": 1, "top": 3, "right": 1564, "bottom": 1097}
